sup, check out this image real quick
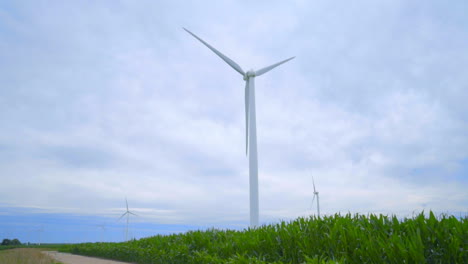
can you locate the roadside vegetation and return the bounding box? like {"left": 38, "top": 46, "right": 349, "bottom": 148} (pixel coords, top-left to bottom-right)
{"left": 61, "top": 211, "right": 467, "bottom": 264}
{"left": 0, "top": 248, "right": 62, "bottom": 264}
{"left": 0, "top": 244, "right": 65, "bottom": 251}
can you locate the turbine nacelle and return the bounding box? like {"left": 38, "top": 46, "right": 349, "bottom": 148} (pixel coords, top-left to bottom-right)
{"left": 243, "top": 70, "right": 256, "bottom": 80}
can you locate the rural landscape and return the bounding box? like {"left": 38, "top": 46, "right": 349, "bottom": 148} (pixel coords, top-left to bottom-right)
{"left": 1, "top": 212, "right": 467, "bottom": 263}
{"left": 1, "top": 0, "right": 467, "bottom": 263}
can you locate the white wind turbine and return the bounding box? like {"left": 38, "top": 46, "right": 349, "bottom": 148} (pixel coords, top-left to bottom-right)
{"left": 311, "top": 176, "right": 320, "bottom": 217}
{"left": 184, "top": 28, "right": 295, "bottom": 227}
{"left": 33, "top": 225, "right": 44, "bottom": 245}
{"left": 118, "top": 198, "right": 138, "bottom": 241}
{"left": 95, "top": 223, "right": 106, "bottom": 242}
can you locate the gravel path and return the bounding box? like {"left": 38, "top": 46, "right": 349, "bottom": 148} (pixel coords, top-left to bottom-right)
{"left": 44, "top": 251, "right": 134, "bottom": 264}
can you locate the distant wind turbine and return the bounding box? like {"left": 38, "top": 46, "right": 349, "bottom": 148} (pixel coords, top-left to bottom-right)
{"left": 118, "top": 198, "right": 138, "bottom": 241}
{"left": 34, "top": 225, "right": 44, "bottom": 245}
{"left": 95, "top": 223, "right": 106, "bottom": 242}
{"left": 311, "top": 176, "right": 320, "bottom": 217}
{"left": 184, "top": 28, "right": 295, "bottom": 228}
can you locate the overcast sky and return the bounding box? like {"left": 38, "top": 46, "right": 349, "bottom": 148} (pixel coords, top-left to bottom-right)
{"left": 1, "top": 0, "right": 467, "bottom": 243}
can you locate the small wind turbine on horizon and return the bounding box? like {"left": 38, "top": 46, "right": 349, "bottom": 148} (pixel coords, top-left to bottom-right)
{"left": 118, "top": 198, "right": 138, "bottom": 241}
{"left": 311, "top": 176, "right": 320, "bottom": 217}
{"left": 184, "top": 28, "right": 295, "bottom": 228}
{"left": 95, "top": 223, "right": 106, "bottom": 242}
{"left": 33, "top": 225, "right": 44, "bottom": 245}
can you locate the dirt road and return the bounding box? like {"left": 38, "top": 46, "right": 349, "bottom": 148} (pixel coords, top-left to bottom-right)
{"left": 44, "top": 251, "right": 133, "bottom": 264}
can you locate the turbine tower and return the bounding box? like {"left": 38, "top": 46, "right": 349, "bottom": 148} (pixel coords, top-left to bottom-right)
{"left": 95, "top": 223, "right": 106, "bottom": 242}
{"left": 34, "top": 225, "right": 44, "bottom": 245}
{"left": 184, "top": 28, "right": 294, "bottom": 227}
{"left": 118, "top": 198, "right": 137, "bottom": 241}
{"left": 311, "top": 176, "right": 320, "bottom": 217}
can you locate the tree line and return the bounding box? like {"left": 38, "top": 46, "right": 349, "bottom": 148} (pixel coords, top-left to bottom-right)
{"left": 1, "top": 238, "right": 22, "bottom": 246}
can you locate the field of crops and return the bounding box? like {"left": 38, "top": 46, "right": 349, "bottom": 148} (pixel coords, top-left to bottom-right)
{"left": 61, "top": 211, "right": 467, "bottom": 264}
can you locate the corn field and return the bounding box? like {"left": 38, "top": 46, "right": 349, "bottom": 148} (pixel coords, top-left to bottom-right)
{"left": 61, "top": 211, "right": 467, "bottom": 263}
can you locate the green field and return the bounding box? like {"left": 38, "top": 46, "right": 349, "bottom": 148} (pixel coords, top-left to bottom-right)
{"left": 59, "top": 211, "right": 466, "bottom": 263}
{"left": 0, "top": 244, "right": 66, "bottom": 251}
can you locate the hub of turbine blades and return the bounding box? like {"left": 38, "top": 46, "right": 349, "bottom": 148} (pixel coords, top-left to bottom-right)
{"left": 243, "top": 70, "right": 256, "bottom": 80}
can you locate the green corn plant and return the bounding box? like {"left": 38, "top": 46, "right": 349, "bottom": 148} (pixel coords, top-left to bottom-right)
{"left": 59, "top": 211, "right": 467, "bottom": 264}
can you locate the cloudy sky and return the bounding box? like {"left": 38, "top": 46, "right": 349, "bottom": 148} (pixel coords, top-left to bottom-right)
{"left": 1, "top": 0, "right": 467, "bottom": 243}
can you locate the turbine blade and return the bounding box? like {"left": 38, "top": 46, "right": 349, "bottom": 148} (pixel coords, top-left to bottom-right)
{"left": 129, "top": 211, "right": 138, "bottom": 216}
{"left": 255, "top": 56, "right": 295, "bottom": 77}
{"left": 126, "top": 198, "right": 129, "bottom": 211}
{"left": 245, "top": 81, "right": 249, "bottom": 155}
{"left": 311, "top": 195, "right": 316, "bottom": 209}
{"left": 118, "top": 212, "right": 127, "bottom": 221}
{"left": 312, "top": 176, "right": 316, "bottom": 192}
{"left": 183, "top": 28, "right": 245, "bottom": 76}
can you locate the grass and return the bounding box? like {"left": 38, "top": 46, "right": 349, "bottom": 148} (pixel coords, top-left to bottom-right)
{"left": 60, "top": 211, "right": 467, "bottom": 264}
{"left": 0, "top": 248, "right": 62, "bottom": 264}
{"left": 0, "top": 244, "right": 66, "bottom": 251}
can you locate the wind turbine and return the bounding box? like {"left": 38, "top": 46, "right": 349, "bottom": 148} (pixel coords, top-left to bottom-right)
{"left": 33, "top": 225, "right": 44, "bottom": 245}
{"left": 95, "top": 223, "right": 106, "bottom": 242}
{"left": 311, "top": 176, "right": 320, "bottom": 217}
{"left": 118, "top": 198, "right": 137, "bottom": 241}
{"left": 184, "top": 28, "right": 295, "bottom": 227}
